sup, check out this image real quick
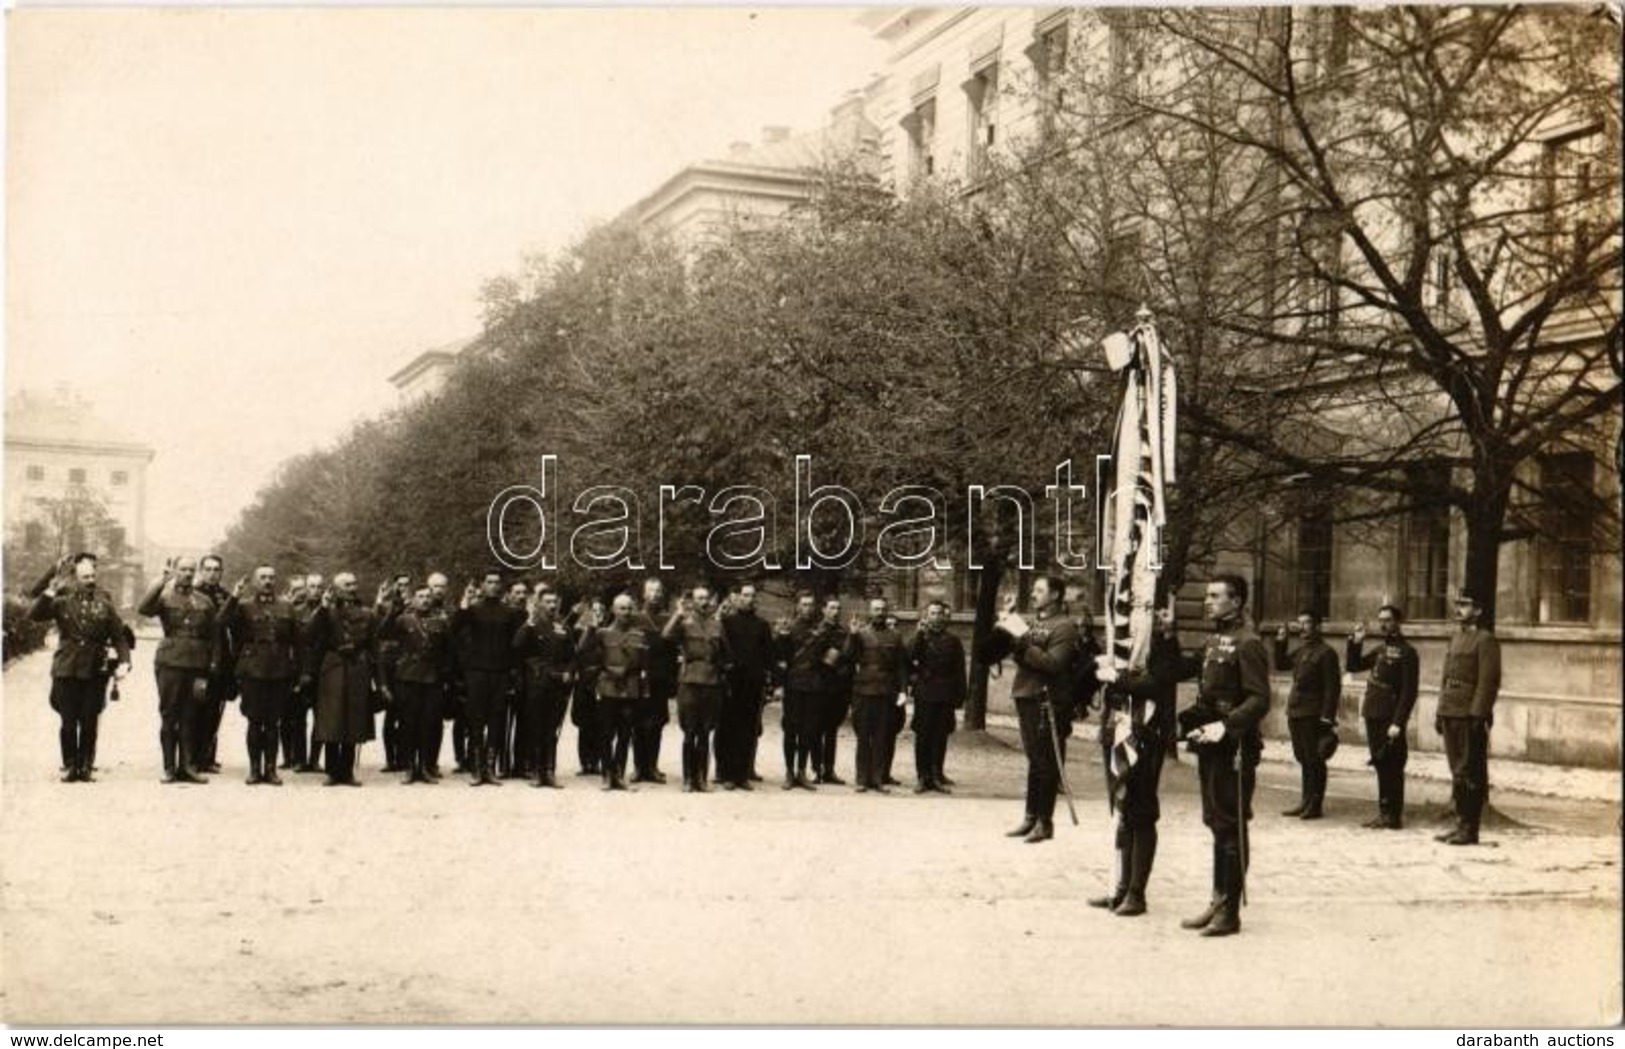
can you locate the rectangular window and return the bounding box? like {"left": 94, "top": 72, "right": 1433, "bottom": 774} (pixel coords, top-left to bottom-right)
{"left": 903, "top": 97, "right": 937, "bottom": 179}
{"left": 24, "top": 521, "right": 45, "bottom": 551}
{"left": 1029, "top": 20, "right": 1069, "bottom": 141}
{"left": 1541, "top": 124, "right": 1607, "bottom": 271}
{"left": 1403, "top": 465, "right": 1452, "bottom": 620}
{"left": 1295, "top": 509, "right": 1333, "bottom": 620}
{"left": 26, "top": 464, "right": 44, "bottom": 482}
{"left": 965, "top": 63, "right": 999, "bottom": 182}
{"left": 1536, "top": 452, "right": 1594, "bottom": 623}
{"left": 111, "top": 469, "right": 129, "bottom": 486}
{"left": 106, "top": 525, "right": 127, "bottom": 556}
{"left": 68, "top": 467, "right": 86, "bottom": 484}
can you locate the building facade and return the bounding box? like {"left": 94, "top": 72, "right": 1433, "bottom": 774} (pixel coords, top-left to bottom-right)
{"left": 867, "top": 6, "right": 1622, "bottom": 767}
{"left": 4, "top": 388, "right": 156, "bottom": 608}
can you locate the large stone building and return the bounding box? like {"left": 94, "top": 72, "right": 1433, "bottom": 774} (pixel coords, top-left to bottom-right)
{"left": 4, "top": 387, "right": 155, "bottom": 607}
{"left": 867, "top": 6, "right": 1622, "bottom": 767}
{"left": 387, "top": 98, "right": 881, "bottom": 400}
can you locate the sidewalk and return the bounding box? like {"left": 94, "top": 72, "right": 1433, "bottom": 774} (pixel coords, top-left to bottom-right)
{"left": 983, "top": 711, "right": 1621, "bottom": 803}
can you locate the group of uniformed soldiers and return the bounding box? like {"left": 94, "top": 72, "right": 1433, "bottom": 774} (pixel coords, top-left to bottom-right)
{"left": 28, "top": 551, "right": 1505, "bottom": 938}
{"left": 981, "top": 572, "right": 1503, "bottom": 938}
{"left": 26, "top": 553, "right": 971, "bottom": 795}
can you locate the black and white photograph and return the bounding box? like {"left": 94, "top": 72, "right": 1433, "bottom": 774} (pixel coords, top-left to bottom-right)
{"left": 2, "top": 4, "right": 1621, "bottom": 1032}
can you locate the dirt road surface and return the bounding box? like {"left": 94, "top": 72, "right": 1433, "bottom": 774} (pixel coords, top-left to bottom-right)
{"left": 3, "top": 645, "right": 1619, "bottom": 1026}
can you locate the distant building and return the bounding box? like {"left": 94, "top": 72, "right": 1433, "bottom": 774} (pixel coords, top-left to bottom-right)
{"left": 4, "top": 387, "right": 155, "bottom": 607}
{"left": 623, "top": 93, "right": 881, "bottom": 251}
{"left": 387, "top": 95, "right": 882, "bottom": 399}
{"left": 386, "top": 335, "right": 483, "bottom": 401}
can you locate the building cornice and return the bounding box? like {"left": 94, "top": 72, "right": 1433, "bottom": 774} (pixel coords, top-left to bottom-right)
{"left": 5, "top": 435, "right": 154, "bottom": 461}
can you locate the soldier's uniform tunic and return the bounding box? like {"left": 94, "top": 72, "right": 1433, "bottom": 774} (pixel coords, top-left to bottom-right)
{"left": 284, "top": 594, "right": 324, "bottom": 771}
{"left": 138, "top": 579, "right": 220, "bottom": 779}
{"left": 580, "top": 620, "right": 647, "bottom": 788}
{"left": 29, "top": 571, "right": 131, "bottom": 781}
{"left": 844, "top": 620, "right": 910, "bottom": 791}
{"left": 908, "top": 624, "right": 965, "bottom": 791}
{"left": 778, "top": 614, "right": 845, "bottom": 782}
{"left": 1273, "top": 635, "right": 1341, "bottom": 815}
{"left": 665, "top": 611, "right": 730, "bottom": 790}
{"left": 451, "top": 597, "right": 525, "bottom": 782}
{"left": 631, "top": 604, "right": 677, "bottom": 782}
{"left": 196, "top": 580, "right": 235, "bottom": 771}
{"left": 1437, "top": 626, "right": 1500, "bottom": 839}
{"left": 513, "top": 613, "right": 576, "bottom": 786}
{"left": 1171, "top": 615, "right": 1270, "bottom": 932}
{"left": 220, "top": 592, "right": 301, "bottom": 780}
{"left": 382, "top": 605, "right": 453, "bottom": 781}
{"left": 1347, "top": 632, "right": 1419, "bottom": 827}
{"left": 1006, "top": 607, "right": 1079, "bottom": 826}
{"left": 719, "top": 606, "right": 776, "bottom": 786}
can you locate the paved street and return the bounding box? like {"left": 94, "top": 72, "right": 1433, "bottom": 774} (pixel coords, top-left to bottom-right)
{"left": 2, "top": 644, "right": 1619, "bottom": 1026}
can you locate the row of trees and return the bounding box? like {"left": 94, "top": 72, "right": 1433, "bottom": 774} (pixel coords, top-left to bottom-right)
{"left": 218, "top": 7, "right": 1621, "bottom": 721}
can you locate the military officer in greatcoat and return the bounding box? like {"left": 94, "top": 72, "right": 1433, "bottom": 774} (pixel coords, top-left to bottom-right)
{"left": 844, "top": 597, "right": 910, "bottom": 794}
{"left": 219, "top": 565, "right": 301, "bottom": 785}
{"left": 300, "top": 572, "right": 381, "bottom": 786}
{"left": 1274, "top": 611, "right": 1342, "bottom": 820}
{"left": 29, "top": 553, "right": 132, "bottom": 783}
{"left": 663, "top": 585, "right": 732, "bottom": 793}
{"left": 1169, "top": 574, "right": 1271, "bottom": 937}
{"left": 908, "top": 599, "right": 966, "bottom": 794}
{"left": 138, "top": 556, "right": 221, "bottom": 784}
{"left": 983, "top": 576, "right": 1079, "bottom": 843}
{"left": 1346, "top": 604, "right": 1419, "bottom": 829}
{"left": 381, "top": 583, "right": 453, "bottom": 784}
{"left": 424, "top": 571, "right": 455, "bottom": 778}
{"left": 1434, "top": 590, "right": 1501, "bottom": 846}
{"left": 513, "top": 585, "right": 577, "bottom": 789}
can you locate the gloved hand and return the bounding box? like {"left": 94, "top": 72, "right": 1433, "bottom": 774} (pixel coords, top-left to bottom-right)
{"left": 1386, "top": 723, "right": 1401, "bottom": 739}
{"left": 1188, "top": 720, "right": 1227, "bottom": 745}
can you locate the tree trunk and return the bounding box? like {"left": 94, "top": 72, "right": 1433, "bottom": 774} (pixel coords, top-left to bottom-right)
{"left": 963, "top": 563, "right": 1003, "bottom": 731}
{"left": 1461, "top": 467, "right": 1513, "bottom": 631}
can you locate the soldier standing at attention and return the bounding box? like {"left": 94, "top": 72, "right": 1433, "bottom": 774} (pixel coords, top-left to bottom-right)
{"left": 719, "top": 583, "right": 776, "bottom": 790}
{"left": 381, "top": 584, "right": 454, "bottom": 784}
{"left": 775, "top": 591, "right": 842, "bottom": 791}
{"left": 579, "top": 594, "right": 647, "bottom": 791}
{"left": 500, "top": 580, "right": 532, "bottom": 778}
{"left": 812, "top": 597, "right": 851, "bottom": 785}
{"left": 138, "top": 556, "right": 220, "bottom": 784}
{"left": 630, "top": 577, "right": 676, "bottom": 785}
{"left": 29, "top": 553, "right": 131, "bottom": 783}
{"left": 1274, "top": 612, "right": 1341, "bottom": 820}
{"left": 1170, "top": 574, "right": 1271, "bottom": 938}
{"left": 1346, "top": 605, "right": 1419, "bottom": 829}
{"left": 513, "top": 585, "right": 577, "bottom": 789}
{"left": 664, "top": 585, "right": 731, "bottom": 793}
{"left": 374, "top": 574, "right": 412, "bottom": 774}
{"left": 423, "top": 571, "right": 455, "bottom": 779}
{"left": 844, "top": 597, "right": 909, "bottom": 794}
{"left": 569, "top": 598, "right": 607, "bottom": 776}
{"left": 219, "top": 565, "right": 301, "bottom": 785}
{"left": 451, "top": 571, "right": 525, "bottom": 787}
{"left": 908, "top": 599, "right": 965, "bottom": 794}
{"left": 194, "top": 554, "right": 234, "bottom": 774}
{"left": 287, "top": 572, "right": 325, "bottom": 773}
{"left": 301, "top": 572, "right": 380, "bottom": 787}
{"left": 1434, "top": 590, "right": 1501, "bottom": 846}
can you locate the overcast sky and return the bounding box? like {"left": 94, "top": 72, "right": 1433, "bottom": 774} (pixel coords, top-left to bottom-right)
{"left": 5, "top": 6, "right": 888, "bottom": 552}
